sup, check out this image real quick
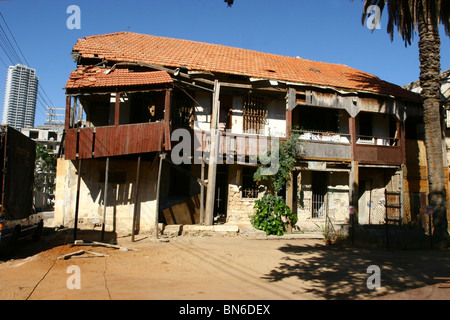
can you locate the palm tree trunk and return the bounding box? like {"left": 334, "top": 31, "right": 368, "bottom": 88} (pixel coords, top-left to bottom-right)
{"left": 418, "top": 15, "right": 450, "bottom": 245}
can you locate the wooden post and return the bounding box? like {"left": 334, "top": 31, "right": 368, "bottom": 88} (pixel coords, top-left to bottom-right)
{"left": 131, "top": 156, "right": 141, "bottom": 242}
{"left": 349, "top": 116, "right": 359, "bottom": 223}
{"left": 285, "top": 171, "right": 296, "bottom": 234}
{"left": 286, "top": 110, "right": 292, "bottom": 139}
{"left": 200, "top": 157, "right": 205, "bottom": 224}
{"left": 101, "top": 157, "right": 110, "bottom": 242}
{"left": 73, "top": 159, "right": 82, "bottom": 241}
{"left": 155, "top": 153, "right": 166, "bottom": 238}
{"left": 205, "top": 80, "right": 220, "bottom": 226}
{"left": 115, "top": 92, "right": 121, "bottom": 126}
{"left": 164, "top": 89, "right": 172, "bottom": 151}
{"left": 286, "top": 88, "right": 296, "bottom": 138}
{"left": 65, "top": 96, "right": 71, "bottom": 130}
{"left": 164, "top": 89, "right": 171, "bottom": 123}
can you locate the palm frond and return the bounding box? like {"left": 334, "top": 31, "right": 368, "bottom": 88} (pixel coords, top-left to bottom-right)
{"left": 358, "top": 0, "right": 450, "bottom": 46}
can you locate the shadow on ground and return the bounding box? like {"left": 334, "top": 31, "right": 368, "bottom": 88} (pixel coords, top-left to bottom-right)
{"left": 0, "top": 228, "right": 118, "bottom": 262}
{"left": 263, "top": 242, "right": 450, "bottom": 299}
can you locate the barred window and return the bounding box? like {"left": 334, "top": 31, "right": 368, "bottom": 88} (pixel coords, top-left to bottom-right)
{"left": 243, "top": 94, "right": 267, "bottom": 134}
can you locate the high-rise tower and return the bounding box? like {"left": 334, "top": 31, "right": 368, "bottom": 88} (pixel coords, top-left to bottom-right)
{"left": 2, "top": 64, "right": 39, "bottom": 129}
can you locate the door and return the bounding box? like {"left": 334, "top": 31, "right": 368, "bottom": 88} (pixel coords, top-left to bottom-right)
{"left": 312, "top": 171, "right": 327, "bottom": 219}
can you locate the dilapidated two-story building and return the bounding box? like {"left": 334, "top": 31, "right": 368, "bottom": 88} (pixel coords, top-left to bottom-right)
{"left": 55, "top": 32, "right": 442, "bottom": 237}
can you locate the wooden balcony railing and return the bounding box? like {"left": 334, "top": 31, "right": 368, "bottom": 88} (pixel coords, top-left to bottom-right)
{"left": 65, "top": 122, "right": 170, "bottom": 160}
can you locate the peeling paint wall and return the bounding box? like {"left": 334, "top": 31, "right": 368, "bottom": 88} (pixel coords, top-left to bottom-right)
{"left": 295, "top": 170, "right": 349, "bottom": 232}
{"left": 225, "top": 165, "right": 265, "bottom": 225}
{"left": 54, "top": 157, "right": 158, "bottom": 235}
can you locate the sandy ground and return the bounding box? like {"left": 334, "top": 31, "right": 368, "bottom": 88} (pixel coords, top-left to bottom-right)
{"left": 0, "top": 228, "right": 449, "bottom": 301}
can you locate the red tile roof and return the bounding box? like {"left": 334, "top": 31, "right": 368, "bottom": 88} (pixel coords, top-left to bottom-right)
{"left": 65, "top": 67, "right": 173, "bottom": 90}
{"left": 72, "top": 32, "right": 419, "bottom": 101}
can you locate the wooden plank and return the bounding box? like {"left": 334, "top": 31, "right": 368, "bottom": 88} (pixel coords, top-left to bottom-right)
{"left": 131, "top": 156, "right": 141, "bottom": 242}
{"left": 78, "top": 128, "right": 94, "bottom": 159}
{"left": 162, "top": 195, "right": 201, "bottom": 225}
{"left": 65, "top": 96, "right": 71, "bottom": 130}
{"left": 65, "top": 129, "right": 78, "bottom": 160}
{"left": 205, "top": 80, "right": 220, "bottom": 226}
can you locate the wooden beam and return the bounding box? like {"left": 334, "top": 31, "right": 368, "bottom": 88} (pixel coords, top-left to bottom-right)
{"left": 101, "top": 157, "right": 110, "bottom": 242}
{"left": 286, "top": 110, "right": 292, "bottom": 139}
{"left": 204, "top": 80, "right": 220, "bottom": 226}
{"left": 200, "top": 157, "right": 205, "bottom": 224}
{"left": 115, "top": 92, "right": 121, "bottom": 126}
{"left": 155, "top": 153, "right": 166, "bottom": 239}
{"left": 65, "top": 96, "right": 71, "bottom": 130}
{"left": 164, "top": 89, "right": 171, "bottom": 123}
{"left": 73, "top": 159, "right": 82, "bottom": 241}
{"left": 164, "top": 89, "right": 172, "bottom": 150}
{"left": 349, "top": 116, "right": 357, "bottom": 160}
{"left": 131, "top": 156, "right": 141, "bottom": 242}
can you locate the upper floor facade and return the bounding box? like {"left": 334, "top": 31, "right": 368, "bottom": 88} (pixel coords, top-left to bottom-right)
{"left": 63, "top": 32, "right": 423, "bottom": 167}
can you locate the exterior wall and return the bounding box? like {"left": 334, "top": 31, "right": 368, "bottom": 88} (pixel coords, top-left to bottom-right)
{"left": 193, "top": 92, "right": 286, "bottom": 138}
{"left": 54, "top": 157, "right": 158, "bottom": 235}
{"left": 358, "top": 168, "right": 401, "bottom": 225}
{"left": 193, "top": 91, "right": 212, "bottom": 132}
{"left": 296, "top": 170, "right": 350, "bottom": 232}
{"left": 225, "top": 164, "right": 265, "bottom": 225}
{"left": 265, "top": 99, "right": 286, "bottom": 138}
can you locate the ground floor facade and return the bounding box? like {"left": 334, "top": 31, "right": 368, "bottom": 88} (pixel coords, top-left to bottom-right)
{"left": 54, "top": 140, "right": 449, "bottom": 237}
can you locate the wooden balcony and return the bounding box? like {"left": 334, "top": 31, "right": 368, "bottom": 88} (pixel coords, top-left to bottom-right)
{"left": 65, "top": 122, "right": 170, "bottom": 160}
{"left": 293, "top": 130, "right": 352, "bottom": 161}
{"left": 187, "top": 129, "right": 278, "bottom": 159}
{"left": 354, "top": 135, "right": 403, "bottom": 165}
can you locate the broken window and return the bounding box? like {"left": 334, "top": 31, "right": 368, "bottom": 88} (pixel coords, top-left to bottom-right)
{"left": 241, "top": 166, "right": 259, "bottom": 199}
{"left": 243, "top": 94, "right": 267, "bottom": 134}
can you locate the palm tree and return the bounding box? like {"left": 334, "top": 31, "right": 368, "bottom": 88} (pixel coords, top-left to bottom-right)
{"left": 359, "top": 0, "right": 449, "bottom": 245}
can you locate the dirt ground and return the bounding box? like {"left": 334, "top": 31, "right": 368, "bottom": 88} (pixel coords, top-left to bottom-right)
{"left": 0, "top": 228, "right": 449, "bottom": 301}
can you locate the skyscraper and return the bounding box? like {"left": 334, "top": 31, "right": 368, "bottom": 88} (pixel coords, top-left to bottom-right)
{"left": 2, "top": 64, "right": 39, "bottom": 129}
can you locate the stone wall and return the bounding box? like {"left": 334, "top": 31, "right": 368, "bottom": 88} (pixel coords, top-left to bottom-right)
{"left": 225, "top": 165, "right": 265, "bottom": 225}
{"left": 296, "top": 170, "right": 349, "bottom": 232}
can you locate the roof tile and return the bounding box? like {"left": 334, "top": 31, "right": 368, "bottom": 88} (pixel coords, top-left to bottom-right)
{"left": 65, "top": 67, "right": 173, "bottom": 89}
{"left": 72, "top": 32, "right": 419, "bottom": 100}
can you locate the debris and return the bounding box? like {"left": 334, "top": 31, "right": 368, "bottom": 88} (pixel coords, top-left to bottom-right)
{"left": 73, "top": 240, "right": 139, "bottom": 251}
{"left": 434, "top": 277, "right": 450, "bottom": 288}
{"left": 57, "top": 250, "right": 110, "bottom": 260}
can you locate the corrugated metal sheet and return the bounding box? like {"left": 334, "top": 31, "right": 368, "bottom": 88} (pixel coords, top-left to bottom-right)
{"left": 65, "top": 122, "right": 168, "bottom": 160}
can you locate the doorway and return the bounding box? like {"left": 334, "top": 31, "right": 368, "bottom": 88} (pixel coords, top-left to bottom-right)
{"left": 214, "top": 165, "right": 228, "bottom": 223}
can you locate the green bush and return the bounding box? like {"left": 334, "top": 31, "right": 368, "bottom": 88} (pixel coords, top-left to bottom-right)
{"left": 251, "top": 193, "right": 298, "bottom": 236}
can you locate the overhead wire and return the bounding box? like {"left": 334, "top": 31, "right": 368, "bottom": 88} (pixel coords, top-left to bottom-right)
{"left": 0, "top": 10, "right": 51, "bottom": 123}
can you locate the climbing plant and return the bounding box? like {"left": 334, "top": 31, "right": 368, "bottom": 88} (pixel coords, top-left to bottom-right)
{"left": 250, "top": 133, "right": 303, "bottom": 235}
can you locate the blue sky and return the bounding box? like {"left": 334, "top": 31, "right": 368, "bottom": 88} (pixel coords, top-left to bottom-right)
{"left": 0, "top": 0, "right": 449, "bottom": 127}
